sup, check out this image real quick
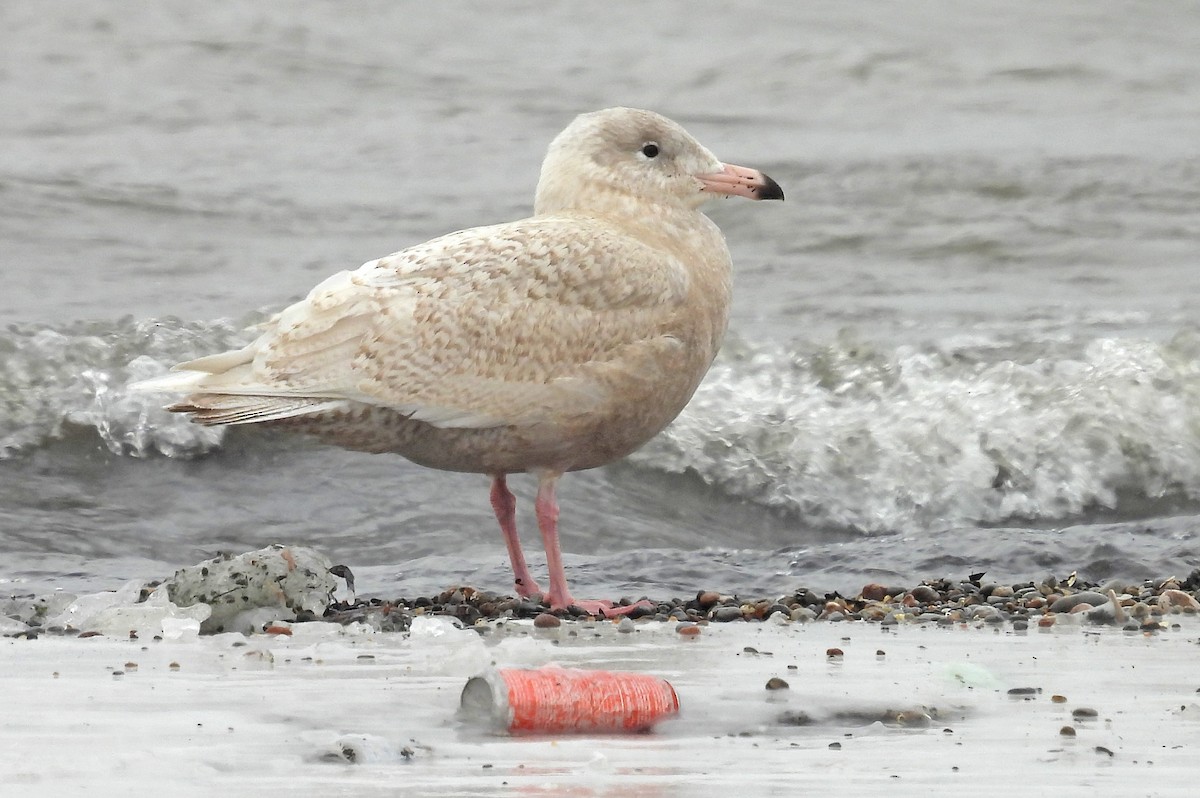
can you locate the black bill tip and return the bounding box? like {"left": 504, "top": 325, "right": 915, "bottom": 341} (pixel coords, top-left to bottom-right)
{"left": 756, "top": 173, "right": 785, "bottom": 201}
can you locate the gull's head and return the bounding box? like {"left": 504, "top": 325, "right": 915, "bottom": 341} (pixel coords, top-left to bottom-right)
{"left": 534, "top": 107, "right": 783, "bottom": 216}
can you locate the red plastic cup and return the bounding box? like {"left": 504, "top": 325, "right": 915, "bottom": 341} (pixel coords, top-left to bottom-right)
{"left": 460, "top": 666, "right": 680, "bottom": 734}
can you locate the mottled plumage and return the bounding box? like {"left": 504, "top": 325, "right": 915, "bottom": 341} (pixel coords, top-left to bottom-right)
{"left": 134, "top": 107, "right": 782, "bottom": 614}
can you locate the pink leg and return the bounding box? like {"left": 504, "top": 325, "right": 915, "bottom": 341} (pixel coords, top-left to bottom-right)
{"left": 533, "top": 471, "right": 652, "bottom": 618}
{"left": 489, "top": 474, "right": 542, "bottom": 599}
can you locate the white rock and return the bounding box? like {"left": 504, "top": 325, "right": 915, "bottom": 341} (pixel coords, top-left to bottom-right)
{"left": 163, "top": 545, "right": 338, "bottom": 633}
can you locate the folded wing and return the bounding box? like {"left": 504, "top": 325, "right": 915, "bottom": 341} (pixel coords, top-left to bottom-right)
{"left": 135, "top": 215, "right": 689, "bottom": 430}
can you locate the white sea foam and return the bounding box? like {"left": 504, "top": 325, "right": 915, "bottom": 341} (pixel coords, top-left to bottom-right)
{"left": 638, "top": 329, "right": 1200, "bottom": 533}
{"left": 5, "top": 317, "right": 1199, "bottom": 537}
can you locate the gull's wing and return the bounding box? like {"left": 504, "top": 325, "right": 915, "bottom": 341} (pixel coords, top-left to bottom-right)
{"left": 143, "top": 215, "right": 689, "bottom": 429}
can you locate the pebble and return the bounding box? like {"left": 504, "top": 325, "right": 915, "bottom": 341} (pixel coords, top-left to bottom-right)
{"left": 616, "top": 617, "right": 635, "bottom": 634}
{"left": 1160, "top": 589, "right": 1200, "bottom": 611}
{"left": 1049, "top": 592, "right": 1109, "bottom": 612}
{"left": 533, "top": 613, "right": 561, "bottom": 629}
{"left": 765, "top": 677, "right": 789, "bottom": 690}
{"left": 860, "top": 583, "right": 889, "bottom": 602}
{"left": 765, "top": 603, "right": 791, "bottom": 618}
{"left": 826, "top": 648, "right": 844, "bottom": 658}
{"left": 893, "top": 710, "right": 931, "bottom": 728}
{"left": 710, "top": 606, "right": 745, "bottom": 622}
{"left": 1072, "top": 707, "right": 1099, "bottom": 719}
{"left": 910, "top": 585, "right": 940, "bottom": 603}
{"left": 675, "top": 623, "right": 701, "bottom": 637}
{"left": 1060, "top": 726, "right": 1076, "bottom": 737}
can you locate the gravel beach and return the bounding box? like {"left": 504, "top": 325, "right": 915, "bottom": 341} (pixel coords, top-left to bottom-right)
{"left": 3, "top": 587, "right": 1199, "bottom": 797}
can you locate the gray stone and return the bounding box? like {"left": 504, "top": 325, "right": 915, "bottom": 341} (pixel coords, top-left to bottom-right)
{"left": 910, "top": 585, "right": 939, "bottom": 603}
{"left": 711, "top": 606, "right": 746, "bottom": 622}
{"left": 1049, "top": 592, "right": 1108, "bottom": 612}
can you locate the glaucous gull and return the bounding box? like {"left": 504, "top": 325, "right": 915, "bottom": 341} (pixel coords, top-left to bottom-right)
{"left": 134, "top": 107, "right": 783, "bottom": 616}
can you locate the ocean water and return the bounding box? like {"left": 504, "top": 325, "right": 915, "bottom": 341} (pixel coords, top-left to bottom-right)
{"left": 3, "top": 2, "right": 1199, "bottom": 599}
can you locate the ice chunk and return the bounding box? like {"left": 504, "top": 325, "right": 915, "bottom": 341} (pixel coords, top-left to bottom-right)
{"left": 408, "top": 615, "right": 463, "bottom": 639}
{"left": 0, "top": 616, "right": 30, "bottom": 636}
{"left": 160, "top": 615, "right": 202, "bottom": 641}
{"left": 50, "top": 581, "right": 210, "bottom": 638}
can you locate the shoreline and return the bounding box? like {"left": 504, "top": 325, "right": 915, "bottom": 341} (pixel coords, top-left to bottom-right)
{"left": 3, "top": 611, "right": 1198, "bottom": 796}
{"left": 5, "top": 563, "right": 1200, "bottom": 640}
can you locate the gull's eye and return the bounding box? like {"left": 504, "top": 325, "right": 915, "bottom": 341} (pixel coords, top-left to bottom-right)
{"left": 640, "top": 142, "right": 660, "bottom": 159}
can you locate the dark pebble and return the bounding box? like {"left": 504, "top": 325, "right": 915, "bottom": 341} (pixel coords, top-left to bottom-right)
{"left": 1072, "top": 707, "right": 1099, "bottom": 719}
{"left": 711, "top": 606, "right": 745, "bottom": 622}
{"left": 532, "top": 613, "right": 561, "bottom": 629}
{"left": 450, "top": 604, "right": 482, "bottom": 624}
{"left": 793, "top": 589, "right": 824, "bottom": 606}
{"left": 626, "top": 603, "right": 657, "bottom": 620}
{"left": 765, "top": 677, "right": 789, "bottom": 691}
{"left": 910, "top": 585, "right": 939, "bottom": 603}
{"left": 1060, "top": 726, "right": 1076, "bottom": 737}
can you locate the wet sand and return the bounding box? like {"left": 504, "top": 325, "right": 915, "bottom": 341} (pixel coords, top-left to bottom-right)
{"left": 3, "top": 600, "right": 1198, "bottom": 796}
